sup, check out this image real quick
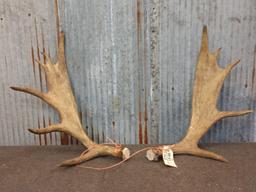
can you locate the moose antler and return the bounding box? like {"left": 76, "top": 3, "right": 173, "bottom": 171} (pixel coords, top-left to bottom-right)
{"left": 11, "top": 32, "right": 129, "bottom": 166}
{"left": 146, "top": 26, "right": 252, "bottom": 163}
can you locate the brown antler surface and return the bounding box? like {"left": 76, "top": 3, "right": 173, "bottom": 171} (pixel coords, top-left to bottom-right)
{"left": 11, "top": 32, "right": 129, "bottom": 167}
{"left": 146, "top": 26, "right": 252, "bottom": 163}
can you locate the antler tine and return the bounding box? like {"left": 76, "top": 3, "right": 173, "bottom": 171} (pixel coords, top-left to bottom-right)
{"left": 10, "top": 87, "right": 48, "bottom": 102}
{"left": 57, "top": 32, "right": 66, "bottom": 67}
{"left": 146, "top": 26, "right": 252, "bottom": 164}
{"left": 11, "top": 31, "right": 129, "bottom": 166}
{"left": 28, "top": 124, "right": 61, "bottom": 134}
{"left": 200, "top": 26, "right": 209, "bottom": 54}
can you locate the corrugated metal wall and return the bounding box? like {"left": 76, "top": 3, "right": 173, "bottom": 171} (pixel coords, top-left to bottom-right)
{"left": 0, "top": 0, "right": 255, "bottom": 146}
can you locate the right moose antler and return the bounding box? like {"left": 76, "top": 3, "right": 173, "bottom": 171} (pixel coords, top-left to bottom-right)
{"left": 11, "top": 31, "right": 130, "bottom": 167}
{"left": 146, "top": 26, "right": 252, "bottom": 163}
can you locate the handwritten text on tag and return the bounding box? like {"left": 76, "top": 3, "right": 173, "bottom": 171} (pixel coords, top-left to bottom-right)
{"left": 162, "top": 146, "right": 177, "bottom": 168}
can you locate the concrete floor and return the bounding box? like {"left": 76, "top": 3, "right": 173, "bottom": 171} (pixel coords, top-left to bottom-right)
{"left": 0, "top": 144, "right": 255, "bottom": 192}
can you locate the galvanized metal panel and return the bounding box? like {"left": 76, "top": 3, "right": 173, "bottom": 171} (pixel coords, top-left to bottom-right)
{"left": 0, "top": 0, "right": 255, "bottom": 145}
{"left": 0, "top": 0, "right": 59, "bottom": 146}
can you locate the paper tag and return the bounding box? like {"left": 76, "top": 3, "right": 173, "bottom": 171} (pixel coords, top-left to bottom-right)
{"left": 162, "top": 146, "right": 177, "bottom": 168}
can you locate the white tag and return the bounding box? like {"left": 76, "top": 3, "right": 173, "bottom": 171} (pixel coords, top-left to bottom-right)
{"left": 162, "top": 146, "right": 177, "bottom": 168}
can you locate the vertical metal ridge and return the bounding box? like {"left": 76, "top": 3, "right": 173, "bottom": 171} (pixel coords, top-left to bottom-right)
{"left": 149, "top": 0, "right": 160, "bottom": 144}
{"left": 136, "top": 0, "right": 143, "bottom": 144}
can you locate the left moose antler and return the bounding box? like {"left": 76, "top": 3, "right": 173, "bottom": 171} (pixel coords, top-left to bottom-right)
{"left": 11, "top": 32, "right": 129, "bottom": 166}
